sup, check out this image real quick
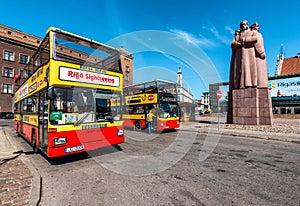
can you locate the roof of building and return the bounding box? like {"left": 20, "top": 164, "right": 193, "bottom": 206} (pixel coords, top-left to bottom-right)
{"left": 119, "top": 47, "right": 133, "bottom": 59}
{"left": 0, "top": 24, "right": 42, "bottom": 47}
{"left": 281, "top": 55, "right": 300, "bottom": 75}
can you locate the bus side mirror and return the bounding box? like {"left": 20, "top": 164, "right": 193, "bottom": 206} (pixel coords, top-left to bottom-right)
{"left": 47, "top": 87, "right": 56, "bottom": 99}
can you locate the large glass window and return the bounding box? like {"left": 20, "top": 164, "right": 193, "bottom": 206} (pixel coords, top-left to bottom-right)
{"left": 52, "top": 31, "right": 121, "bottom": 72}
{"left": 21, "top": 98, "right": 28, "bottom": 113}
{"left": 27, "top": 95, "right": 38, "bottom": 113}
{"left": 2, "top": 84, "right": 12, "bottom": 94}
{"left": 157, "top": 81, "right": 177, "bottom": 95}
{"left": 20, "top": 54, "right": 29, "bottom": 64}
{"left": 3, "top": 67, "right": 13, "bottom": 78}
{"left": 3, "top": 50, "right": 14, "bottom": 61}
{"left": 144, "top": 81, "right": 157, "bottom": 93}
{"left": 128, "top": 105, "right": 145, "bottom": 114}
{"left": 126, "top": 84, "right": 144, "bottom": 95}
{"left": 25, "top": 70, "right": 31, "bottom": 78}
{"left": 20, "top": 70, "right": 23, "bottom": 78}
{"left": 14, "top": 102, "right": 19, "bottom": 113}
{"left": 50, "top": 87, "right": 122, "bottom": 125}
{"left": 159, "top": 102, "right": 179, "bottom": 118}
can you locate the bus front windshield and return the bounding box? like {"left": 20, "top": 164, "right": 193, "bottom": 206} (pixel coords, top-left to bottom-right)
{"left": 50, "top": 87, "right": 122, "bottom": 125}
{"left": 159, "top": 102, "right": 179, "bottom": 118}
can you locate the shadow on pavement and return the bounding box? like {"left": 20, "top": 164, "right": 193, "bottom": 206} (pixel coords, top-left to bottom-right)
{"left": 0, "top": 154, "right": 21, "bottom": 165}
{"left": 46, "top": 145, "right": 123, "bottom": 165}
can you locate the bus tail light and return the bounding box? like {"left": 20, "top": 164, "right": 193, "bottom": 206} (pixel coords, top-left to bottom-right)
{"left": 117, "top": 130, "right": 124, "bottom": 136}
{"left": 54, "top": 137, "right": 67, "bottom": 145}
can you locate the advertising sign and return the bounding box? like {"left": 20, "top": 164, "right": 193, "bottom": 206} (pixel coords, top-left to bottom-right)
{"left": 268, "top": 76, "right": 300, "bottom": 97}
{"left": 18, "top": 83, "right": 28, "bottom": 99}
{"left": 59, "top": 67, "right": 120, "bottom": 87}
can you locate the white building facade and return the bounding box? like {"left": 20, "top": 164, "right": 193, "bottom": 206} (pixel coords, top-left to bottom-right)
{"left": 176, "top": 67, "right": 196, "bottom": 121}
{"left": 177, "top": 67, "right": 194, "bottom": 103}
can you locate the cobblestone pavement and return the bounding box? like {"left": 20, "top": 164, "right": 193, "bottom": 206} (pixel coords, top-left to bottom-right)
{"left": 0, "top": 156, "right": 32, "bottom": 206}
{"left": 192, "top": 116, "right": 300, "bottom": 143}
{"left": 0, "top": 125, "right": 35, "bottom": 206}
{"left": 224, "top": 118, "right": 300, "bottom": 134}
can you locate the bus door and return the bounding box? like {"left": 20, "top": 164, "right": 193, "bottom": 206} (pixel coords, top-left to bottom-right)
{"left": 19, "top": 100, "right": 24, "bottom": 135}
{"left": 38, "top": 91, "right": 48, "bottom": 149}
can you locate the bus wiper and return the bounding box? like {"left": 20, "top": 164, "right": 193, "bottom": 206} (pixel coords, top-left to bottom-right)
{"left": 105, "top": 115, "right": 114, "bottom": 123}
{"left": 74, "top": 111, "right": 92, "bottom": 126}
{"left": 97, "top": 115, "right": 114, "bottom": 123}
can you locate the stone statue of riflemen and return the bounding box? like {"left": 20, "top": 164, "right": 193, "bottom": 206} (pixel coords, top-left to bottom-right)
{"left": 227, "top": 20, "right": 272, "bottom": 125}
{"left": 230, "top": 20, "right": 259, "bottom": 89}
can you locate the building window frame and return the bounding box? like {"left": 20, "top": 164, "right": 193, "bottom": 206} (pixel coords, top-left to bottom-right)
{"left": 3, "top": 67, "right": 14, "bottom": 78}
{"left": 1, "top": 83, "right": 13, "bottom": 94}
{"left": 20, "top": 54, "right": 29, "bottom": 64}
{"left": 3, "top": 50, "right": 14, "bottom": 61}
{"left": 19, "top": 70, "right": 23, "bottom": 78}
{"left": 25, "top": 70, "right": 31, "bottom": 78}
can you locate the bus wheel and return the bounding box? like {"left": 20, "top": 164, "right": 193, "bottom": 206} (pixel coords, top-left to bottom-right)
{"left": 134, "top": 121, "right": 142, "bottom": 130}
{"left": 16, "top": 124, "right": 21, "bottom": 137}
{"left": 32, "top": 130, "right": 38, "bottom": 153}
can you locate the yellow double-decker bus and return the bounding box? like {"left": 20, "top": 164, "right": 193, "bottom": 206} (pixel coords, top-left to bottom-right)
{"left": 14, "top": 28, "right": 124, "bottom": 157}
{"left": 123, "top": 79, "right": 180, "bottom": 131}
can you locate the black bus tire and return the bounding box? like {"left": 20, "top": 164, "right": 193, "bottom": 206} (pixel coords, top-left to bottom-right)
{"left": 134, "top": 121, "right": 142, "bottom": 130}
{"left": 32, "top": 130, "right": 38, "bottom": 153}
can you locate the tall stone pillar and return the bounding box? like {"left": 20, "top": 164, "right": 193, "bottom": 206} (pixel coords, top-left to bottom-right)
{"left": 231, "top": 88, "right": 272, "bottom": 125}
{"left": 258, "top": 88, "right": 273, "bottom": 125}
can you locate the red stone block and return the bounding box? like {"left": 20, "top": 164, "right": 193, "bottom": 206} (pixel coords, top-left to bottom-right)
{"left": 247, "top": 88, "right": 252, "bottom": 98}
{"left": 244, "top": 98, "right": 252, "bottom": 108}
{"left": 251, "top": 108, "right": 259, "bottom": 117}
{"left": 260, "top": 117, "right": 273, "bottom": 125}
{"left": 233, "top": 117, "right": 244, "bottom": 124}
{"left": 233, "top": 107, "right": 237, "bottom": 116}
{"left": 244, "top": 117, "right": 259, "bottom": 125}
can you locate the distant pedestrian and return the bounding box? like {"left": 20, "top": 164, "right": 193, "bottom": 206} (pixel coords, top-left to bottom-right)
{"left": 147, "top": 111, "right": 155, "bottom": 134}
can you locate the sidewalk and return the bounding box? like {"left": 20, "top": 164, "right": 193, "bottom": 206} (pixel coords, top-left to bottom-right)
{"left": 0, "top": 127, "right": 40, "bottom": 206}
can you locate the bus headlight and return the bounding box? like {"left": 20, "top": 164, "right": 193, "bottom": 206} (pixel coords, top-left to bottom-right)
{"left": 54, "top": 137, "right": 67, "bottom": 145}
{"left": 117, "top": 130, "right": 124, "bottom": 136}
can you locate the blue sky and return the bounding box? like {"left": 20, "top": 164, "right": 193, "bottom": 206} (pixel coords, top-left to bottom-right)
{"left": 1, "top": 0, "right": 299, "bottom": 99}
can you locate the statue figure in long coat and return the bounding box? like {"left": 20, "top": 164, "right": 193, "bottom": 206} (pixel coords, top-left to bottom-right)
{"left": 250, "top": 22, "right": 268, "bottom": 88}
{"left": 229, "top": 30, "right": 242, "bottom": 89}
{"left": 238, "top": 20, "right": 258, "bottom": 88}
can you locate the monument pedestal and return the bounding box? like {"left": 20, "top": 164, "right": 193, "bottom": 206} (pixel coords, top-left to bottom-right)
{"left": 231, "top": 87, "right": 273, "bottom": 125}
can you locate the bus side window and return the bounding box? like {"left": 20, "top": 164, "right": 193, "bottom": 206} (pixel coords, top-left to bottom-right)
{"left": 22, "top": 99, "right": 28, "bottom": 113}
{"left": 14, "top": 103, "right": 19, "bottom": 113}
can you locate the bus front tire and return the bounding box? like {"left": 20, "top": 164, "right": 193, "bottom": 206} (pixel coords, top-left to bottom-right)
{"left": 134, "top": 121, "right": 142, "bottom": 130}
{"left": 32, "top": 131, "right": 38, "bottom": 154}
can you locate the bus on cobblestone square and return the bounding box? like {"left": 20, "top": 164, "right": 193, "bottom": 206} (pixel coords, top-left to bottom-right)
{"left": 13, "top": 27, "right": 124, "bottom": 157}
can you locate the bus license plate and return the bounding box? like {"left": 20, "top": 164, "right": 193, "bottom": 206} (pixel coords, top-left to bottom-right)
{"left": 65, "top": 145, "right": 84, "bottom": 153}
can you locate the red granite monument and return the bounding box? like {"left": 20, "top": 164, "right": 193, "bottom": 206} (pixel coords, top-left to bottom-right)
{"left": 227, "top": 20, "right": 273, "bottom": 125}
